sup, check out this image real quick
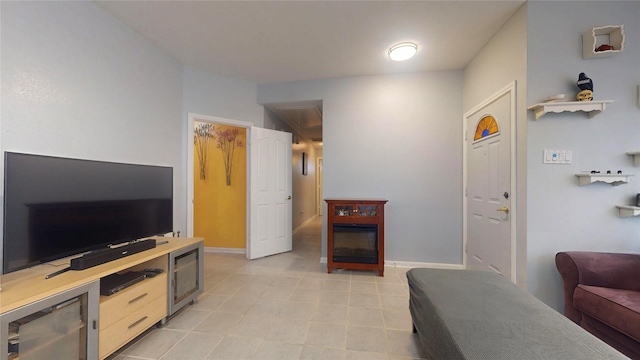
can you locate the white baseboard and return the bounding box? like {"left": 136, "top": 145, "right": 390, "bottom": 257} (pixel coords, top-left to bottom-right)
{"left": 319, "top": 257, "right": 463, "bottom": 270}
{"left": 204, "top": 247, "right": 246, "bottom": 254}
{"left": 387, "top": 260, "right": 464, "bottom": 270}
{"left": 293, "top": 215, "right": 317, "bottom": 235}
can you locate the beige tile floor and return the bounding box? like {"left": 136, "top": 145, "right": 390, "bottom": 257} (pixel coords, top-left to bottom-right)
{"left": 109, "top": 217, "right": 428, "bottom": 360}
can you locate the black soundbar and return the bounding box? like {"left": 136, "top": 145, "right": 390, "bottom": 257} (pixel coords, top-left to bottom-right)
{"left": 69, "top": 240, "right": 156, "bottom": 270}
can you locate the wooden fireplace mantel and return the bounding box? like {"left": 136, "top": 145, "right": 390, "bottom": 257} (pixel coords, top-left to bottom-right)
{"left": 325, "top": 199, "right": 388, "bottom": 276}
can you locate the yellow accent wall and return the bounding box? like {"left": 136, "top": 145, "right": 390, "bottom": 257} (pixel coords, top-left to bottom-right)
{"left": 193, "top": 122, "right": 246, "bottom": 248}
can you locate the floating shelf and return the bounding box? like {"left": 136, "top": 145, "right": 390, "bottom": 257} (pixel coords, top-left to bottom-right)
{"left": 576, "top": 173, "right": 633, "bottom": 186}
{"left": 626, "top": 151, "right": 640, "bottom": 166}
{"left": 528, "top": 100, "right": 613, "bottom": 120}
{"left": 616, "top": 205, "right": 640, "bottom": 218}
{"left": 583, "top": 25, "right": 625, "bottom": 59}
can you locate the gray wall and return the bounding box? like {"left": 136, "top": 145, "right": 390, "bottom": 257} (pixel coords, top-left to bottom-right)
{"left": 0, "top": 0, "right": 185, "bottom": 268}
{"left": 258, "top": 71, "right": 464, "bottom": 264}
{"left": 463, "top": 4, "right": 528, "bottom": 287}
{"left": 183, "top": 66, "right": 265, "bottom": 127}
{"left": 526, "top": 1, "right": 640, "bottom": 310}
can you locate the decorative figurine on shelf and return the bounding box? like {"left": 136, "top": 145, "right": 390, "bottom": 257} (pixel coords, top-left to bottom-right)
{"left": 576, "top": 72, "right": 594, "bottom": 101}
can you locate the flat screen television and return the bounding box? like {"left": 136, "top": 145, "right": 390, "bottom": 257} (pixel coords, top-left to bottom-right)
{"left": 3, "top": 152, "right": 173, "bottom": 274}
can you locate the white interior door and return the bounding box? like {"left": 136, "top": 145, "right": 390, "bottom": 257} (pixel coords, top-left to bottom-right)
{"left": 465, "top": 83, "right": 515, "bottom": 279}
{"left": 248, "top": 127, "right": 292, "bottom": 259}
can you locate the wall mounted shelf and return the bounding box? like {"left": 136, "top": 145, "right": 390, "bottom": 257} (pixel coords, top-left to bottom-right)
{"left": 576, "top": 173, "right": 633, "bottom": 186}
{"left": 583, "top": 25, "right": 625, "bottom": 59}
{"left": 528, "top": 100, "right": 613, "bottom": 120}
{"left": 616, "top": 205, "right": 640, "bottom": 218}
{"left": 626, "top": 151, "right": 640, "bottom": 166}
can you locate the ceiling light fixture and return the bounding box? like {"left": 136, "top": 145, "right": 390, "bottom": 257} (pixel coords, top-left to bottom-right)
{"left": 388, "top": 42, "right": 417, "bottom": 61}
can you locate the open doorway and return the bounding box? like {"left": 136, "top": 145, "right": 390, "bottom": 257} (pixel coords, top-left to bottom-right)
{"left": 263, "top": 101, "right": 323, "bottom": 233}
{"left": 187, "top": 113, "right": 294, "bottom": 259}
{"left": 187, "top": 114, "right": 252, "bottom": 252}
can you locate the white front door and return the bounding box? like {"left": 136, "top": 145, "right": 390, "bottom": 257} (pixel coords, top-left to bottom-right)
{"left": 248, "top": 127, "right": 292, "bottom": 259}
{"left": 464, "top": 83, "right": 515, "bottom": 280}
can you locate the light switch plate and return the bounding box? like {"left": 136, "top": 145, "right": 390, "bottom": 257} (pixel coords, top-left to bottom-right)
{"left": 543, "top": 150, "right": 572, "bottom": 164}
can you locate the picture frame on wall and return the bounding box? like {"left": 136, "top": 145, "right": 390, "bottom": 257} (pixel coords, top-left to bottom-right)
{"left": 302, "top": 152, "right": 307, "bottom": 175}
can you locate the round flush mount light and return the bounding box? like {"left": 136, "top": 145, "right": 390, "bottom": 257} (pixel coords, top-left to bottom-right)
{"left": 388, "top": 42, "right": 417, "bottom": 61}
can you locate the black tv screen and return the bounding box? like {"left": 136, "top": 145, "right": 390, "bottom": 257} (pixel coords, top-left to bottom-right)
{"left": 3, "top": 152, "right": 173, "bottom": 274}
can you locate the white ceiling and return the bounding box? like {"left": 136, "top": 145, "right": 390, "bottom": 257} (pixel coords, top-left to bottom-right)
{"left": 96, "top": 1, "right": 525, "bottom": 142}
{"left": 96, "top": 0, "right": 526, "bottom": 85}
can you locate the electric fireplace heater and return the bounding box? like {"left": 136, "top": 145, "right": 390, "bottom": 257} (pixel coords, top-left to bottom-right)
{"left": 332, "top": 224, "right": 378, "bottom": 264}
{"left": 325, "top": 199, "right": 388, "bottom": 276}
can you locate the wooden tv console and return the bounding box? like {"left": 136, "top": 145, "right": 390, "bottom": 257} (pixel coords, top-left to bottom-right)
{"left": 0, "top": 237, "right": 203, "bottom": 360}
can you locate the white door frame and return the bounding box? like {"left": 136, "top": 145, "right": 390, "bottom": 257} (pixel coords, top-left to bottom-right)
{"left": 316, "top": 157, "right": 323, "bottom": 216}
{"left": 462, "top": 81, "right": 517, "bottom": 282}
{"left": 186, "top": 113, "right": 253, "bottom": 249}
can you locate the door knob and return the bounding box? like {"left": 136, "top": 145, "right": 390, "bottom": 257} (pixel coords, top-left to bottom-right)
{"left": 496, "top": 206, "right": 509, "bottom": 213}
{"left": 287, "top": 196, "right": 292, "bottom": 200}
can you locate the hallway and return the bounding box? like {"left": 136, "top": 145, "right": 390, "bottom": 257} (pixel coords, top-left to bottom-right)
{"left": 110, "top": 216, "right": 427, "bottom": 359}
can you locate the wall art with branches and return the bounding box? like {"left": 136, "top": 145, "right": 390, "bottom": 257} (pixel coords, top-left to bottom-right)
{"left": 194, "top": 122, "right": 216, "bottom": 180}
{"left": 216, "top": 127, "right": 244, "bottom": 186}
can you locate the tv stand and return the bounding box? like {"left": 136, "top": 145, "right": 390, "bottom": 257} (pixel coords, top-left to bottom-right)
{"left": 0, "top": 237, "right": 203, "bottom": 360}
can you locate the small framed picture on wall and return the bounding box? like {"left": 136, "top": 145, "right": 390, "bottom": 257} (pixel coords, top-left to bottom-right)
{"left": 302, "top": 152, "right": 307, "bottom": 175}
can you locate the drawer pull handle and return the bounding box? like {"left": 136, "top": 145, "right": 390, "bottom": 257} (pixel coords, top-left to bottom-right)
{"left": 129, "top": 293, "right": 148, "bottom": 304}
{"left": 128, "top": 316, "right": 148, "bottom": 329}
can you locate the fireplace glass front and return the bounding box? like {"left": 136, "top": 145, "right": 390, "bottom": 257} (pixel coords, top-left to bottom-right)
{"left": 332, "top": 224, "right": 378, "bottom": 264}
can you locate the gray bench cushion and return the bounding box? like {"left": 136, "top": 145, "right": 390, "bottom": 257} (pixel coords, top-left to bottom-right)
{"left": 407, "top": 268, "right": 627, "bottom": 360}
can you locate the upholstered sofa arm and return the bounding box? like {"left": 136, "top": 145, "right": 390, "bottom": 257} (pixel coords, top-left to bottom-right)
{"left": 555, "top": 251, "right": 640, "bottom": 323}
